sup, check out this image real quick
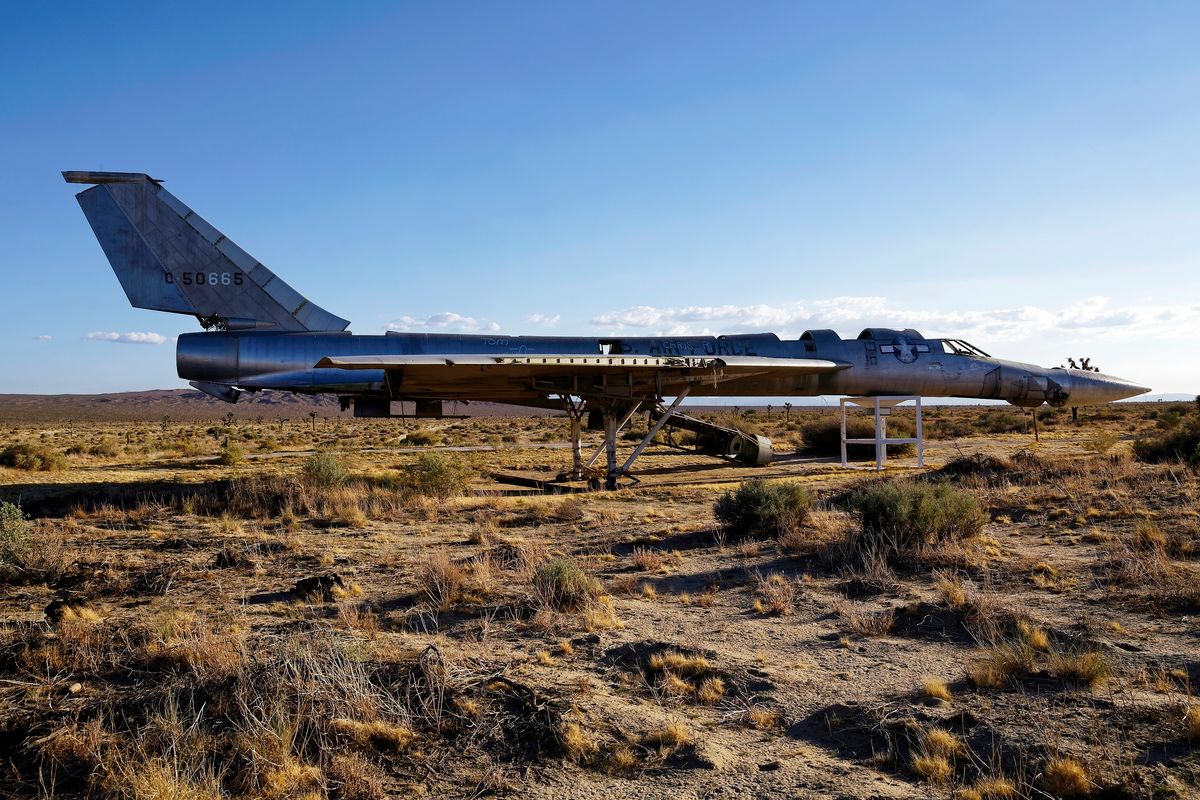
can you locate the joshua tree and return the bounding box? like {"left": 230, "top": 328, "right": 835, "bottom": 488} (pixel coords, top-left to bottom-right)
{"left": 1066, "top": 357, "right": 1101, "bottom": 422}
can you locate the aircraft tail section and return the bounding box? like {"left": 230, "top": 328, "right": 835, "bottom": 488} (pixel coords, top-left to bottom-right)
{"left": 64, "top": 171, "right": 350, "bottom": 332}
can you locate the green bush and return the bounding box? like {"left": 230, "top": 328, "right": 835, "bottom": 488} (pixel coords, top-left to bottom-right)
{"left": 217, "top": 439, "right": 245, "bottom": 466}
{"left": 848, "top": 480, "right": 986, "bottom": 559}
{"left": 0, "top": 502, "right": 29, "bottom": 572}
{"left": 531, "top": 558, "right": 597, "bottom": 611}
{"left": 799, "top": 416, "right": 915, "bottom": 458}
{"left": 0, "top": 443, "right": 67, "bottom": 472}
{"left": 1133, "top": 418, "right": 1200, "bottom": 467}
{"left": 405, "top": 452, "right": 471, "bottom": 499}
{"left": 302, "top": 451, "right": 349, "bottom": 488}
{"left": 714, "top": 480, "right": 813, "bottom": 539}
{"left": 405, "top": 429, "right": 438, "bottom": 446}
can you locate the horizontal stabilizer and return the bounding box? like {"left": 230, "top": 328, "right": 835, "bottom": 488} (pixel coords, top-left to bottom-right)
{"left": 65, "top": 170, "right": 349, "bottom": 332}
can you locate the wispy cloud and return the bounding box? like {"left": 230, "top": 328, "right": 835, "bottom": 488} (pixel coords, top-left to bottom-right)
{"left": 85, "top": 331, "right": 169, "bottom": 345}
{"left": 33, "top": 335, "right": 52, "bottom": 342}
{"left": 525, "top": 313, "right": 560, "bottom": 325}
{"left": 386, "top": 312, "right": 500, "bottom": 333}
{"left": 589, "top": 296, "right": 1200, "bottom": 342}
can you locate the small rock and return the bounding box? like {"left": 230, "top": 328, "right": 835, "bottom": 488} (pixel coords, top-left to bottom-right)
{"left": 68, "top": 682, "right": 82, "bottom": 694}
{"left": 758, "top": 760, "right": 782, "bottom": 771}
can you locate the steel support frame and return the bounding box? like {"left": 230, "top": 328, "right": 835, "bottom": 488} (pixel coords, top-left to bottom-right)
{"left": 839, "top": 395, "right": 924, "bottom": 470}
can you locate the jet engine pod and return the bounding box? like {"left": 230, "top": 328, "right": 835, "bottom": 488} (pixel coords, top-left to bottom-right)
{"left": 651, "top": 410, "right": 774, "bottom": 466}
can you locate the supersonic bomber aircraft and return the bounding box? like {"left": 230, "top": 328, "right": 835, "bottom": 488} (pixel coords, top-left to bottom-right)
{"left": 64, "top": 171, "right": 1150, "bottom": 486}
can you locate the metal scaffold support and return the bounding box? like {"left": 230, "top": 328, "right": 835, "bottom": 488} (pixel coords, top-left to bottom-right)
{"left": 839, "top": 395, "right": 924, "bottom": 470}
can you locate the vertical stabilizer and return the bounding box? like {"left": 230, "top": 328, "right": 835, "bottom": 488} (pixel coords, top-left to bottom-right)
{"left": 64, "top": 171, "right": 350, "bottom": 332}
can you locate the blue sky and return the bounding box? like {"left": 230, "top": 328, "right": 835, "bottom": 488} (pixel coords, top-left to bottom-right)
{"left": 2, "top": 1, "right": 1198, "bottom": 394}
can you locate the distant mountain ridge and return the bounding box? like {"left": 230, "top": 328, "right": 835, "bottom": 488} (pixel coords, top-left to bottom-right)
{"left": 0, "top": 390, "right": 555, "bottom": 422}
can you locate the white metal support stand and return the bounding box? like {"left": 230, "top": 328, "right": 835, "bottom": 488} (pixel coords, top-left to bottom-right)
{"left": 839, "top": 395, "right": 924, "bottom": 470}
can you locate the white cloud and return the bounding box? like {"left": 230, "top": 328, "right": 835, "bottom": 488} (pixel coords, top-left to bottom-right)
{"left": 85, "top": 331, "right": 169, "bottom": 345}
{"left": 386, "top": 312, "right": 500, "bottom": 333}
{"left": 525, "top": 313, "right": 560, "bottom": 325}
{"left": 589, "top": 296, "right": 1200, "bottom": 343}
{"left": 33, "top": 335, "right": 52, "bottom": 342}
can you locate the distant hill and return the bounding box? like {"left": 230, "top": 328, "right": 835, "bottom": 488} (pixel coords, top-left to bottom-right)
{"left": 0, "top": 390, "right": 558, "bottom": 423}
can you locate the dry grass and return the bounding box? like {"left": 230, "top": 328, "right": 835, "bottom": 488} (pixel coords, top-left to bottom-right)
{"left": 1040, "top": 756, "right": 1091, "bottom": 797}
{"left": 921, "top": 675, "right": 952, "bottom": 701}
{"left": 632, "top": 546, "right": 663, "bottom": 571}
{"left": 640, "top": 722, "right": 692, "bottom": 751}
{"left": 1185, "top": 705, "right": 1200, "bottom": 742}
{"left": 911, "top": 753, "right": 953, "bottom": 783}
{"left": 560, "top": 721, "right": 600, "bottom": 762}
{"left": 418, "top": 550, "right": 466, "bottom": 610}
{"left": 833, "top": 599, "right": 895, "bottom": 636}
{"left": 755, "top": 571, "right": 797, "bottom": 616}
{"left": 1048, "top": 650, "right": 1112, "bottom": 689}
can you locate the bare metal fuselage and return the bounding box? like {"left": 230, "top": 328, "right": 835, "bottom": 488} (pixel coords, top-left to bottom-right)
{"left": 176, "top": 328, "right": 1147, "bottom": 410}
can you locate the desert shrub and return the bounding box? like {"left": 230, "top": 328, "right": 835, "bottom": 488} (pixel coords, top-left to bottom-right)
{"left": 404, "top": 452, "right": 471, "bottom": 498}
{"left": 1133, "top": 417, "right": 1200, "bottom": 467}
{"left": 531, "top": 558, "right": 597, "bottom": 611}
{"left": 974, "top": 410, "right": 1028, "bottom": 435}
{"left": 405, "top": 428, "right": 438, "bottom": 446}
{"left": 848, "top": 480, "right": 986, "bottom": 560}
{"left": 799, "top": 416, "right": 915, "bottom": 458}
{"left": 0, "top": 442, "right": 67, "bottom": 472}
{"left": 217, "top": 439, "right": 245, "bottom": 466}
{"left": 88, "top": 437, "right": 122, "bottom": 457}
{"left": 0, "top": 502, "right": 29, "bottom": 568}
{"left": 302, "top": 450, "right": 349, "bottom": 488}
{"left": 714, "top": 480, "right": 812, "bottom": 539}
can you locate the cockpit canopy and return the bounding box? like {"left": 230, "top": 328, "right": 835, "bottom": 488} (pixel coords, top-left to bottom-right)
{"left": 856, "top": 328, "right": 925, "bottom": 341}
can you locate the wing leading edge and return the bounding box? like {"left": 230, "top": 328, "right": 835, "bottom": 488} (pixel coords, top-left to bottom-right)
{"left": 315, "top": 354, "right": 847, "bottom": 374}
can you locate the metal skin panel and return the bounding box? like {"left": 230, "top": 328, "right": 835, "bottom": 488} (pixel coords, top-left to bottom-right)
{"left": 70, "top": 171, "right": 1150, "bottom": 412}
{"left": 173, "top": 329, "right": 1150, "bottom": 409}
{"left": 65, "top": 172, "right": 349, "bottom": 333}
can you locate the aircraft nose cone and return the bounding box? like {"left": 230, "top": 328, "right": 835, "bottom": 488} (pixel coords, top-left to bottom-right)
{"left": 1064, "top": 369, "right": 1151, "bottom": 405}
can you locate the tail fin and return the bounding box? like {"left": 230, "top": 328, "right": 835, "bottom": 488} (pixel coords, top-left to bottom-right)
{"left": 63, "top": 171, "right": 350, "bottom": 332}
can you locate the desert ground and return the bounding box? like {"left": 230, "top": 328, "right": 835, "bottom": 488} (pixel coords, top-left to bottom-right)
{"left": 1, "top": 396, "right": 1198, "bottom": 799}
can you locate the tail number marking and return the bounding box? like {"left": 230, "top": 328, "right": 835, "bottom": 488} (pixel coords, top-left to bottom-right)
{"left": 165, "top": 272, "right": 245, "bottom": 287}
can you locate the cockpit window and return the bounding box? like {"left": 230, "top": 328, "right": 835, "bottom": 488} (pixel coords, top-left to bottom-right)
{"left": 940, "top": 339, "right": 990, "bottom": 357}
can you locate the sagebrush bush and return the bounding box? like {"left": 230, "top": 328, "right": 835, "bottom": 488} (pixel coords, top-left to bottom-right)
{"left": 0, "top": 502, "right": 29, "bottom": 566}
{"left": 0, "top": 443, "right": 67, "bottom": 472}
{"left": 217, "top": 439, "right": 245, "bottom": 466}
{"left": 302, "top": 451, "right": 349, "bottom": 488}
{"left": 531, "top": 558, "right": 597, "bottom": 611}
{"left": 799, "top": 416, "right": 915, "bottom": 458}
{"left": 714, "top": 480, "right": 812, "bottom": 539}
{"left": 404, "top": 452, "right": 471, "bottom": 498}
{"left": 848, "top": 480, "right": 986, "bottom": 559}
{"left": 1133, "top": 417, "right": 1200, "bottom": 467}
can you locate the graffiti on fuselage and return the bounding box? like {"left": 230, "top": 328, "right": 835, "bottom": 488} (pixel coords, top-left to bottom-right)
{"left": 646, "top": 339, "right": 759, "bottom": 357}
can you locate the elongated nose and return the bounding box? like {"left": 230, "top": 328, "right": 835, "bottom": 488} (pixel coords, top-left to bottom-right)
{"left": 1061, "top": 369, "right": 1150, "bottom": 405}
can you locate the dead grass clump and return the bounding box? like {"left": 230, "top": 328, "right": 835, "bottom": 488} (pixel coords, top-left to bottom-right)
{"left": 1185, "top": 706, "right": 1200, "bottom": 742}
{"left": 833, "top": 599, "right": 895, "bottom": 636}
{"left": 923, "top": 728, "right": 966, "bottom": 758}
{"left": 639, "top": 722, "right": 692, "bottom": 752}
{"left": 632, "top": 546, "right": 663, "bottom": 571}
{"left": 560, "top": 721, "right": 600, "bottom": 763}
{"left": 419, "top": 550, "right": 467, "bottom": 610}
{"left": 696, "top": 676, "right": 726, "bottom": 704}
{"left": 330, "top": 717, "right": 417, "bottom": 751}
{"left": 325, "top": 751, "right": 387, "bottom": 800}
{"left": 648, "top": 650, "right": 711, "bottom": 677}
{"left": 754, "top": 571, "right": 797, "bottom": 616}
{"left": 972, "top": 776, "right": 1018, "bottom": 798}
{"left": 967, "top": 644, "right": 1034, "bottom": 690}
{"left": 746, "top": 706, "right": 782, "bottom": 729}
{"left": 1040, "top": 756, "right": 1091, "bottom": 797}
{"left": 921, "top": 676, "right": 952, "bottom": 701}
{"left": 935, "top": 572, "right": 968, "bottom": 607}
{"left": 911, "top": 753, "right": 953, "bottom": 783}
{"left": 1048, "top": 650, "right": 1112, "bottom": 689}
